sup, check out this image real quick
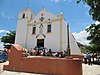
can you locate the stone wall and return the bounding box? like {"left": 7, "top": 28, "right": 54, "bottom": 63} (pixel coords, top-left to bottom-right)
{"left": 4, "top": 44, "right": 83, "bottom": 75}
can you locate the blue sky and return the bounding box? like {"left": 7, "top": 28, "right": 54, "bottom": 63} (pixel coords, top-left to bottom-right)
{"left": 0, "top": 0, "right": 94, "bottom": 31}
{"left": 0, "top": 0, "right": 96, "bottom": 49}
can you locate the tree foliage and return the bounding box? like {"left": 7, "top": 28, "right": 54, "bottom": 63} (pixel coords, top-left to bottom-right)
{"left": 77, "top": 0, "right": 100, "bottom": 21}
{"left": 86, "top": 24, "right": 100, "bottom": 52}
{"left": 77, "top": 0, "right": 100, "bottom": 53}
{"left": 1, "top": 31, "right": 16, "bottom": 44}
{"left": 1, "top": 31, "right": 16, "bottom": 49}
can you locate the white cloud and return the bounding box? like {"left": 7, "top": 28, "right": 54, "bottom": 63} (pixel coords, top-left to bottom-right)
{"left": 72, "top": 30, "right": 90, "bottom": 45}
{"left": 95, "top": 21, "right": 100, "bottom": 25}
{"left": 74, "top": 21, "right": 100, "bottom": 45}
{"left": 0, "top": 30, "right": 9, "bottom": 34}
{"left": 0, "top": 11, "right": 14, "bottom": 20}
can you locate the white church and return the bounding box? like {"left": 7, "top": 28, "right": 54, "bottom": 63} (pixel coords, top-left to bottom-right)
{"left": 15, "top": 8, "right": 81, "bottom": 55}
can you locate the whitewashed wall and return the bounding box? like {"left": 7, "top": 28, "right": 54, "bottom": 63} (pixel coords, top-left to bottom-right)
{"left": 15, "top": 8, "right": 81, "bottom": 54}
{"left": 26, "top": 8, "right": 61, "bottom": 51}
{"left": 15, "top": 8, "right": 35, "bottom": 48}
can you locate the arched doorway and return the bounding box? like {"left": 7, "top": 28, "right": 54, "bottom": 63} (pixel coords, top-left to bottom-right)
{"left": 37, "top": 39, "right": 44, "bottom": 47}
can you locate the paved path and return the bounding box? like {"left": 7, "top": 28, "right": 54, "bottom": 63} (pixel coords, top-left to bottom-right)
{"left": 0, "top": 62, "right": 100, "bottom": 75}
{"left": 82, "top": 64, "right": 100, "bottom": 75}
{"left": 0, "top": 71, "right": 44, "bottom": 75}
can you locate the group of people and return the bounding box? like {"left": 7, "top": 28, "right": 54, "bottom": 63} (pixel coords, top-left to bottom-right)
{"left": 23, "top": 47, "right": 67, "bottom": 58}
{"left": 28, "top": 48, "right": 52, "bottom": 56}
{"left": 83, "top": 53, "right": 100, "bottom": 65}
{"left": 83, "top": 53, "right": 94, "bottom": 65}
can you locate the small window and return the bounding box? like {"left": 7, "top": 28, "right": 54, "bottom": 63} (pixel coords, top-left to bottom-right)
{"left": 47, "top": 25, "right": 51, "bottom": 33}
{"left": 32, "top": 27, "right": 36, "bottom": 34}
{"left": 22, "top": 13, "right": 25, "bottom": 18}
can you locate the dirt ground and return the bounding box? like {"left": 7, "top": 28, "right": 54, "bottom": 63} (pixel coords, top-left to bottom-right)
{"left": 0, "top": 61, "right": 100, "bottom": 75}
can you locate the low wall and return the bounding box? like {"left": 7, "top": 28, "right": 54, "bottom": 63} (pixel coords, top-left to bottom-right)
{"left": 21, "top": 57, "right": 82, "bottom": 75}
{"left": 4, "top": 44, "right": 83, "bottom": 75}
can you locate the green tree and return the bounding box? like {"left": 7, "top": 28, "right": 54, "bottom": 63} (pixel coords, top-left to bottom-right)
{"left": 86, "top": 24, "right": 100, "bottom": 52}
{"left": 77, "top": 0, "right": 100, "bottom": 21}
{"left": 77, "top": 0, "right": 100, "bottom": 53}
{"left": 1, "top": 31, "right": 16, "bottom": 49}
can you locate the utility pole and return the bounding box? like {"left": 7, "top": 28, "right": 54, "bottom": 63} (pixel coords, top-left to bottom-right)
{"left": 67, "top": 23, "right": 70, "bottom": 56}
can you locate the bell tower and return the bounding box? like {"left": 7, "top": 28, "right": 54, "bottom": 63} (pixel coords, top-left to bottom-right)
{"left": 15, "top": 8, "right": 35, "bottom": 48}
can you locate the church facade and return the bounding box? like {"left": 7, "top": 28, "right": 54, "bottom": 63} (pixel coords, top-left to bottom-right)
{"left": 15, "top": 8, "right": 81, "bottom": 55}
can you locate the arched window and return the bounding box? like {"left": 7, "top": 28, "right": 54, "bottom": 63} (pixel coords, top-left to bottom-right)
{"left": 47, "top": 24, "right": 51, "bottom": 33}
{"left": 22, "top": 13, "right": 25, "bottom": 18}
{"left": 32, "top": 26, "right": 36, "bottom": 34}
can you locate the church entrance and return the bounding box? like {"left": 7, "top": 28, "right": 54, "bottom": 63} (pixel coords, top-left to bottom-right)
{"left": 37, "top": 39, "right": 44, "bottom": 47}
